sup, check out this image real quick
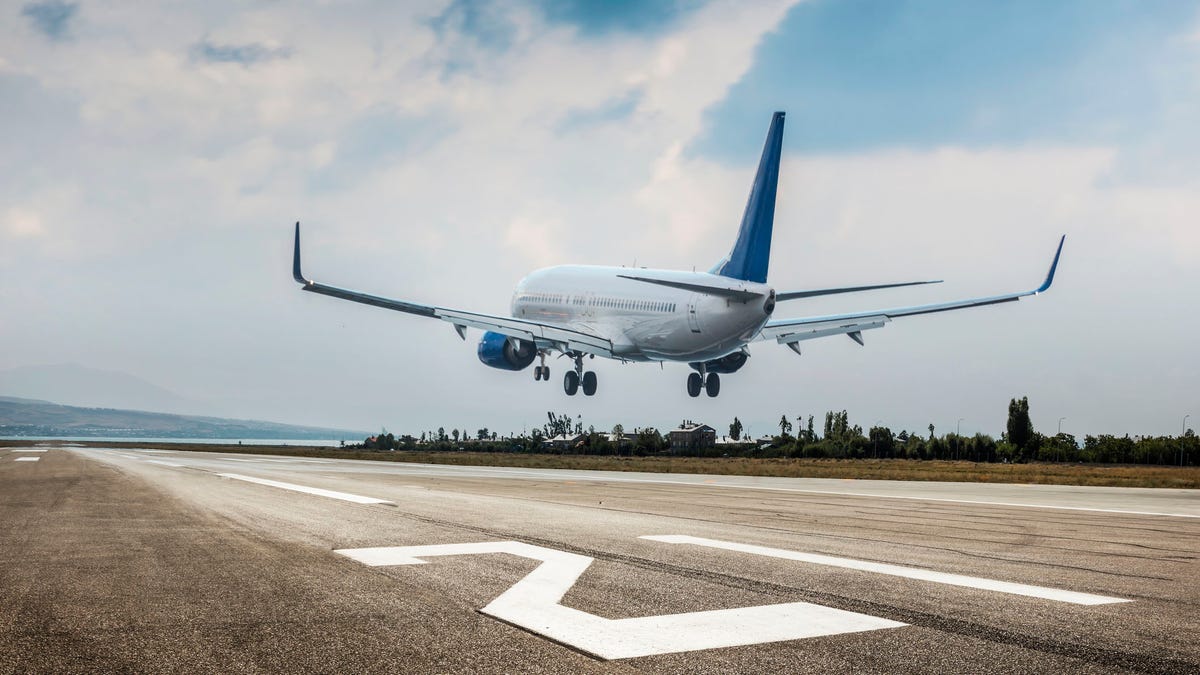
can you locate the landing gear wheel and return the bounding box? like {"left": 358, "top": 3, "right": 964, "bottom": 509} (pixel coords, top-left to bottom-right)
{"left": 564, "top": 370, "right": 580, "bottom": 396}
{"left": 582, "top": 371, "right": 597, "bottom": 396}
{"left": 705, "top": 372, "right": 721, "bottom": 398}
{"left": 686, "top": 372, "right": 703, "bottom": 398}
{"left": 534, "top": 365, "right": 544, "bottom": 381}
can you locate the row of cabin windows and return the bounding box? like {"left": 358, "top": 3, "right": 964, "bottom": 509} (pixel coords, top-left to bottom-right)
{"left": 592, "top": 297, "right": 675, "bottom": 313}
{"left": 516, "top": 293, "right": 675, "bottom": 313}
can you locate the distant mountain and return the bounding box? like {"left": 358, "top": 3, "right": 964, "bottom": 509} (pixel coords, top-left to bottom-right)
{"left": 0, "top": 396, "right": 365, "bottom": 440}
{"left": 0, "top": 364, "right": 196, "bottom": 414}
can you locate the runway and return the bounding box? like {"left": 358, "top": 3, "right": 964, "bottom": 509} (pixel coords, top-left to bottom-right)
{"left": 2, "top": 446, "right": 1197, "bottom": 673}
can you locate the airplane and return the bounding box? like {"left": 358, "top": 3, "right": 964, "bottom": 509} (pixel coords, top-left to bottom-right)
{"left": 292, "top": 111, "right": 1064, "bottom": 398}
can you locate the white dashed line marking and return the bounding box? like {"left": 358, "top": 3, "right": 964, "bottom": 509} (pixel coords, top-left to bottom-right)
{"left": 216, "top": 473, "right": 393, "bottom": 504}
{"left": 643, "top": 535, "right": 1129, "bottom": 605}
{"left": 147, "top": 460, "right": 186, "bottom": 468}
{"left": 14, "top": 457, "right": 41, "bottom": 462}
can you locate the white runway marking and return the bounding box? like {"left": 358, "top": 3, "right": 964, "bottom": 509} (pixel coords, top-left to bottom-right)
{"left": 216, "top": 473, "right": 393, "bottom": 505}
{"left": 137, "top": 450, "right": 173, "bottom": 454}
{"left": 11, "top": 449, "right": 48, "bottom": 453}
{"left": 427, "top": 466, "right": 1200, "bottom": 519}
{"left": 643, "top": 535, "right": 1129, "bottom": 606}
{"left": 115, "top": 453, "right": 139, "bottom": 459}
{"left": 336, "top": 540, "right": 903, "bottom": 660}
{"left": 223, "top": 457, "right": 332, "bottom": 464}
{"left": 14, "top": 457, "right": 40, "bottom": 462}
{"left": 147, "top": 460, "right": 186, "bottom": 468}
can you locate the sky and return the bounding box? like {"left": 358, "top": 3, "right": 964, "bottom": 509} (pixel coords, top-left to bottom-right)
{"left": 2, "top": 0, "right": 1199, "bottom": 440}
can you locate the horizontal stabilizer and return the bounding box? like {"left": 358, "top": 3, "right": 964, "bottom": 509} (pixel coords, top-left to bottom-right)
{"left": 616, "top": 274, "right": 765, "bottom": 301}
{"left": 777, "top": 279, "right": 942, "bottom": 301}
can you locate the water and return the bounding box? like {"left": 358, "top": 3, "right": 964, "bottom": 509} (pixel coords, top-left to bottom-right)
{"left": 1, "top": 436, "right": 347, "bottom": 447}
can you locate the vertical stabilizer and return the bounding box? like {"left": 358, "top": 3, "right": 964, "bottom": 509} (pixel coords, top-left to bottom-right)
{"left": 713, "top": 111, "right": 785, "bottom": 284}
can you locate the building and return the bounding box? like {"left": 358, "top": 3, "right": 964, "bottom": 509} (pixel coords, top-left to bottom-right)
{"left": 669, "top": 423, "right": 717, "bottom": 450}
{"left": 543, "top": 433, "right": 586, "bottom": 451}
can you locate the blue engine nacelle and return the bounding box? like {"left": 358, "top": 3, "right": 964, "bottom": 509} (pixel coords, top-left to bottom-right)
{"left": 477, "top": 331, "right": 537, "bottom": 371}
{"left": 689, "top": 351, "right": 748, "bottom": 374}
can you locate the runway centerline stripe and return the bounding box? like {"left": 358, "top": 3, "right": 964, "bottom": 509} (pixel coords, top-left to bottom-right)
{"left": 147, "top": 460, "right": 186, "bottom": 468}
{"left": 216, "top": 473, "right": 393, "bottom": 505}
{"left": 14, "top": 457, "right": 41, "bottom": 462}
{"left": 422, "top": 466, "right": 1199, "bottom": 519}
{"left": 11, "top": 449, "right": 48, "bottom": 452}
{"left": 642, "top": 535, "right": 1130, "bottom": 606}
{"left": 335, "top": 540, "right": 904, "bottom": 659}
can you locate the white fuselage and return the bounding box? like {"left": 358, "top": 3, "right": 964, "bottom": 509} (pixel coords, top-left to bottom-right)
{"left": 511, "top": 265, "right": 774, "bottom": 362}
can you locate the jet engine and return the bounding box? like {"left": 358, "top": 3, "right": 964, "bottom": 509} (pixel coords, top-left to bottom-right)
{"left": 477, "top": 331, "right": 537, "bottom": 371}
{"left": 689, "top": 351, "right": 748, "bottom": 374}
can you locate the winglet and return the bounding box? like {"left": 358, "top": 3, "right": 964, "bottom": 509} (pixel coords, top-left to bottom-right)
{"left": 1035, "top": 235, "right": 1065, "bottom": 294}
{"left": 293, "top": 222, "right": 309, "bottom": 285}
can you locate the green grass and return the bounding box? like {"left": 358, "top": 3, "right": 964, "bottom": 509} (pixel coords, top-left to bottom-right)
{"left": 7, "top": 439, "right": 1199, "bottom": 489}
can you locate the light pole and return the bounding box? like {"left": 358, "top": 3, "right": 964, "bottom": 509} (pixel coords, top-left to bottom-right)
{"left": 1182, "top": 415, "right": 1191, "bottom": 467}
{"left": 1057, "top": 417, "right": 1067, "bottom": 463}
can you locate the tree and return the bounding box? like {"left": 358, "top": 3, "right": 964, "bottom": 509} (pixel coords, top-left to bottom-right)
{"left": 545, "top": 412, "right": 573, "bottom": 437}
{"left": 612, "top": 424, "right": 625, "bottom": 442}
{"left": 778, "top": 415, "right": 793, "bottom": 439}
{"left": 477, "top": 428, "right": 490, "bottom": 441}
{"left": 729, "top": 417, "right": 743, "bottom": 441}
{"left": 451, "top": 429, "right": 460, "bottom": 442}
{"left": 437, "top": 427, "right": 447, "bottom": 442}
{"left": 1006, "top": 397, "right": 1034, "bottom": 453}
{"left": 928, "top": 423, "right": 935, "bottom": 441}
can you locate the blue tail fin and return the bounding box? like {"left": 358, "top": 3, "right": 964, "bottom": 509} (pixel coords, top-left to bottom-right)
{"left": 713, "top": 111, "right": 785, "bottom": 284}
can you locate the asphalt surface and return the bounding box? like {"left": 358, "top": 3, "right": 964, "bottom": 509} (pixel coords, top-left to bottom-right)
{"left": 2, "top": 446, "right": 1198, "bottom": 673}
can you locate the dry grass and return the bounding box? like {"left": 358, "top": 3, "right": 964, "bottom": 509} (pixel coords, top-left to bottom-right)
{"left": 7, "top": 439, "right": 1199, "bottom": 489}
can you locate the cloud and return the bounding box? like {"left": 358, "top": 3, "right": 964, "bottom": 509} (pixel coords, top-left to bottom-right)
{"left": 21, "top": 0, "right": 77, "bottom": 41}
{"left": 3, "top": 207, "right": 44, "bottom": 237}
{"left": 190, "top": 40, "right": 292, "bottom": 66}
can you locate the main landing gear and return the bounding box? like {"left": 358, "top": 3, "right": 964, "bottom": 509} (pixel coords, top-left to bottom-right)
{"left": 533, "top": 352, "right": 550, "bottom": 381}
{"left": 687, "top": 369, "right": 720, "bottom": 398}
{"left": 562, "top": 353, "right": 597, "bottom": 397}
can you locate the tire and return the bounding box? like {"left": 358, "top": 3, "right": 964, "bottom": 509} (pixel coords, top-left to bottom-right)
{"left": 542, "top": 366, "right": 549, "bottom": 381}
{"left": 564, "top": 370, "right": 580, "bottom": 396}
{"left": 686, "top": 372, "right": 702, "bottom": 397}
{"left": 534, "top": 365, "right": 543, "bottom": 381}
{"left": 705, "top": 372, "right": 720, "bottom": 398}
{"left": 582, "top": 371, "right": 597, "bottom": 396}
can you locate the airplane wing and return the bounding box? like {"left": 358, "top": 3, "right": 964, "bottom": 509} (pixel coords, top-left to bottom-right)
{"left": 291, "top": 223, "right": 614, "bottom": 358}
{"left": 759, "top": 236, "right": 1064, "bottom": 353}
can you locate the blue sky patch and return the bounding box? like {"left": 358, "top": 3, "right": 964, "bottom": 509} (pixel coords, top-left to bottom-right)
{"left": 694, "top": 0, "right": 1199, "bottom": 161}
{"left": 21, "top": 0, "right": 77, "bottom": 41}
